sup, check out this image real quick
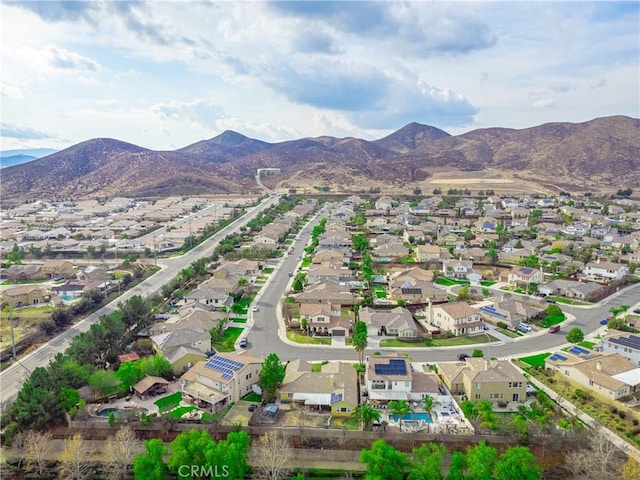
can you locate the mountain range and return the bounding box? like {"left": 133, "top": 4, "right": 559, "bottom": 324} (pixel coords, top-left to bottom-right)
{"left": 0, "top": 148, "right": 58, "bottom": 169}
{"left": 1, "top": 116, "right": 638, "bottom": 206}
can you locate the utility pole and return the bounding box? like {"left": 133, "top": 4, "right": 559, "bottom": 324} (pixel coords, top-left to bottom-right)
{"left": 189, "top": 216, "right": 192, "bottom": 250}
{"left": 102, "top": 255, "right": 107, "bottom": 299}
{"left": 5, "top": 307, "right": 16, "bottom": 360}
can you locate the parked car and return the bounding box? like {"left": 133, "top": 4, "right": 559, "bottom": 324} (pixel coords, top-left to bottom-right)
{"left": 549, "top": 325, "right": 561, "bottom": 333}
{"left": 517, "top": 324, "right": 532, "bottom": 333}
{"left": 458, "top": 353, "right": 470, "bottom": 361}
{"left": 251, "top": 306, "right": 258, "bottom": 312}
{"left": 545, "top": 298, "right": 557, "bottom": 304}
{"left": 482, "top": 324, "right": 490, "bottom": 331}
{"left": 248, "top": 404, "right": 258, "bottom": 412}
{"left": 239, "top": 338, "right": 248, "bottom": 348}
{"left": 633, "top": 308, "right": 640, "bottom": 314}
{"left": 600, "top": 318, "right": 609, "bottom": 325}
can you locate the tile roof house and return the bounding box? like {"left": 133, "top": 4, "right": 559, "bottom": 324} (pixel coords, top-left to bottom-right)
{"left": 598, "top": 333, "right": 640, "bottom": 367}
{"left": 507, "top": 266, "right": 544, "bottom": 286}
{"left": 436, "top": 359, "right": 527, "bottom": 405}
{"left": 184, "top": 288, "right": 233, "bottom": 311}
{"left": 151, "top": 328, "right": 211, "bottom": 358}
{"left": 180, "top": 352, "right": 263, "bottom": 412}
{"left": 583, "top": 260, "right": 628, "bottom": 282}
{"left": 359, "top": 306, "right": 420, "bottom": 338}
{"left": 294, "top": 281, "right": 360, "bottom": 305}
{"left": 431, "top": 302, "right": 484, "bottom": 336}
{"left": 415, "top": 244, "right": 442, "bottom": 262}
{"left": 545, "top": 348, "right": 640, "bottom": 400}
{"left": 442, "top": 259, "right": 475, "bottom": 280}
{"left": 279, "top": 361, "right": 358, "bottom": 417}
{"left": 476, "top": 300, "right": 542, "bottom": 329}
{"left": 133, "top": 376, "right": 169, "bottom": 400}
{"left": 2, "top": 285, "right": 50, "bottom": 308}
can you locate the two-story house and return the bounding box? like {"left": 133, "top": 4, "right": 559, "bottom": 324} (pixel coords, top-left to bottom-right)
{"left": 431, "top": 302, "right": 483, "bottom": 336}
{"left": 184, "top": 288, "right": 233, "bottom": 311}
{"left": 583, "top": 260, "right": 628, "bottom": 282}
{"left": 442, "top": 259, "right": 474, "bottom": 280}
{"left": 359, "top": 306, "right": 419, "bottom": 338}
{"left": 507, "top": 266, "right": 544, "bottom": 287}
{"left": 181, "top": 352, "right": 263, "bottom": 412}
{"left": 598, "top": 333, "right": 640, "bottom": 367}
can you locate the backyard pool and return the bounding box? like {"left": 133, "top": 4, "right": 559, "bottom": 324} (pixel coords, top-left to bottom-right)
{"left": 97, "top": 406, "right": 147, "bottom": 418}
{"left": 390, "top": 412, "right": 433, "bottom": 423}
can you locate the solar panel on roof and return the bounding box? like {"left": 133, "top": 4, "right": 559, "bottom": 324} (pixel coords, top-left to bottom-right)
{"left": 610, "top": 336, "right": 640, "bottom": 350}
{"left": 520, "top": 267, "right": 533, "bottom": 274}
{"left": 569, "top": 346, "right": 590, "bottom": 355}
{"left": 549, "top": 354, "right": 567, "bottom": 362}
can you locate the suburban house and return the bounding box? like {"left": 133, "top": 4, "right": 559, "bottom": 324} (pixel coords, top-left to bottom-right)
{"left": 151, "top": 329, "right": 211, "bottom": 358}
{"left": 181, "top": 352, "right": 263, "bottom": 412}
{"left": 583, "top": 260, "right": 628, "bottom": 282}
{"left": 40, "top": 260, "right": 75, "bottom": 279}
{"left": 431, "top": 302, "right": 484, "bottom": 336}
{"left": 2, "top": 264, "right": 44, "bottom": 282}
{"left": 436, "top": 359, "right": 527, "bottom": 405}
{"left": 279, "top": 360, "right": 358, "bottom": 417}
{"left": 2, "top": 285, "right": 50, "bottom": 309}
{"left": 298, "top": 302, "right": 351, "bottom": 337}
{"left": 507, "top": 266, "right": 544, "bottom": 287}
{"left": 545, "top": 347, "right": 640, "bottom": 400}
{"left": 442, "top": 259, "right": 475, "bottom": 280}
{"left": 373, "top": 242, "right": 410, "bottom": 261}
{"left": 598, "top": 333, "right": 640, "bottom": 367}
{"left": 477, "top": 300, "right": 542, "bottom": 330}
{"left": 149, "top": 309, "right": 226, "bottom": 336}
{"left": 359, "top": 306, "right": 420, "bottom": 338}
{"left": 51, "top": 279, "right": 104, "bottom": 300}
{"left": 365, "top": 354, "right": 413, "bottom": 402}
{"left": 294, "top": 281, "right": 360, "bottom": 306}
{"left": 415, "top": 244, "right": 442, "bottom": 263}
{"left": 184, "top": 288, "right": 233, "bottom": 311}
{"left": 306, "top": 261, "right": 349, "bottom": 285}
{"left": 537, "top": 279, "right": 602, "bottom": 300}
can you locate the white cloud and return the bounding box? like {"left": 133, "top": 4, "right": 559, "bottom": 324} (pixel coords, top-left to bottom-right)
{"left": 0, "top": 1, "right": 637, "bottom": 149}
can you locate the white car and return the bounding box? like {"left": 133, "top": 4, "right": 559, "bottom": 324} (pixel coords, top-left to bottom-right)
{"left": 251, "top": 306, "right": 258, "bottom": 312}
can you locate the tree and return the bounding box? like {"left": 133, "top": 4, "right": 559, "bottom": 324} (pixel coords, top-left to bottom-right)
{"left": 168, "top": 429, "right": 212, "bottom": 479}
{"left": 407, "top": 443, "right": 446, "bottom": 480}
{"left": 465, "top": 441, "right": 497, "bottom": 480}
{"left": 484, "top": 243, "right": 499, "bottom": 265}
{"left": 104, "top": 427, "right": 142, "bottom": 480}
{"left": 472, "top": 349, "right": 484, "bottom": 358}
{"left": 547, "top": 304, "right": 563, "bottom": 317}
{"left": 360, "top": 439, "right": 408, "bottom": 480}
{"left": 89, "top": 369, "right": 121, "bottom": 397}
{"left": 422, "top": 395, "right": 435, "bottom": 417}
{"left": 251, "top": 431, "right": 292, "bottom": 480}
{"left": 133, "top": 438, "right": 169, "bottom": 480}
{"left": 565, "top": 433, "right": 621, "bottom": 480}
{"left": 493, "top": 446, "right": 541, "bottom": 480}
{"left": 59, "top": 433, "right": 94, "bottom": 480}
{"left": 117, "top": 360, "right": 145, "bottom": 390}
{"left": 352, "top": 404, "right": 382, "bottom": 431}
{"left": 446, "top": 450, "right": 467, "bottom": 480}
{"left": 24, "top": 430, "right": 53, "bottom": 476}
{"left": 259, "top": 353, "right": 285, "bottom": 402}
{"left": 352, "top": 321, "right": 368, "bottom": 367}
{"left": 457, "top": 285, "right": 470, "bottom": 301}
{"left": 292, "top": 277, "right": 303, "bottom": 292}
{"left": 388, "top": 400, "right": 412, "bottom": 432}
{"left": 566, "top": 327, "right": 585, "bottom": 344}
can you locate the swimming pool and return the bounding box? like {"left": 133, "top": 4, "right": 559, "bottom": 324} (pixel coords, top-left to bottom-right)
{"left": 390, "top": 412, "right": 433, "bottom": 423}
{"left": 97, "top": 406, "right": 147, "bottom": 418}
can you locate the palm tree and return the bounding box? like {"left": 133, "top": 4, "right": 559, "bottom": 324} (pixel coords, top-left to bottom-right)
{"left": 422, "top": 395, "right": 434, "bottom": 418}
{"left": 352, "top": 404, "right": 382, "bottom": 431}
{"left": 388, "top": 400, "right": 412, "bottom": 432}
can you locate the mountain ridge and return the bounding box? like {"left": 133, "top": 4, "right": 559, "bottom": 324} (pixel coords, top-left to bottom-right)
{"left": 1, "top": 116, "right": 638, "bottom": 205}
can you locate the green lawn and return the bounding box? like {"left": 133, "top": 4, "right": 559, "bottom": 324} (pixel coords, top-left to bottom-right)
{"left": 286, "top": 331, "right": 332, "bottom": 345}
{"left": 480, "top": 281, "right": 496, "bottom": 286}
{"left": 519, "top": 353, "right": 551, "bottom": 367}
{"left": 262, "top": 267, "right": 274, "bottom": 274}
{"left": 212, "top": 327, "right": 245, "bottom": 352}
{"left": 229, "top": 317, "right": 247, "bottom": 323}
{"left": 301, "top": 257, "right": 312, "bottom": 268}
{"left": 497, "top": 328, "right": 519, "bottom": 338}
{"left": 435, "top": 278, "right": 471, "bottom": 287}
{"left": 538, "top": 314, "right": 565, "bottom": 327}
{"left": 380, "top": 334, "right": 498, "bottom": 348}
{"left": 547, "top": 296, "right": 592, "bottom": 306}
{"left": 169, "top": 406, "right": 198, "bottom": 418}
{"left": 242, "top": 392, "right": 262, "bottom": 402}
{"left": 154, "top": 392, "right": 182, "bottom": 412}
{"left": 374, "top": 291, "right": 387, "bottom": 299}
{"left": 578, "top": 341, "right": 596, "bottom": 349}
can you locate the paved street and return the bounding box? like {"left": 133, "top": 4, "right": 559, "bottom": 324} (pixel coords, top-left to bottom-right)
{"left": 0, "top": 194, "right": 281, "bottom": 407}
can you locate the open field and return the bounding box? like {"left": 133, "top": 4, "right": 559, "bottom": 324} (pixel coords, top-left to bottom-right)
{"left": 0, "top": 307, "right": 53, "bottom": 350}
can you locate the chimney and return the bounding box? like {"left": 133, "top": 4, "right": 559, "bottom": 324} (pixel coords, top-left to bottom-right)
{"left": 596, "top": 361, "right": 602, "bottom": 371}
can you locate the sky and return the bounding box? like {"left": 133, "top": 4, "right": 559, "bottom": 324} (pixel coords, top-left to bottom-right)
{"left": 1, "top": 1, "right": 638, "bottom": 151}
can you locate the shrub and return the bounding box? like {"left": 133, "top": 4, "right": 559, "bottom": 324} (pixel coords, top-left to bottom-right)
{"left": 574, "top": 389, "right": 589, "bottom": 401}
{"left": 610, "top": 406, "right": 618, "bottom": 414}
{"left": 497, "top": 321, "right": 508, "bottom": 329}
{"left": 618, "top": 410, "right": 627, "bottom": 420}
{"left": 632, "top": 419, "right": 638, "bottom": 426}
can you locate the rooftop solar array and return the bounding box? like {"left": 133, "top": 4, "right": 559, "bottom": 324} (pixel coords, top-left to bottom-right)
{"left": 549, "top": 353, "right": 568, "bottom": 362}
{"left": 569, "top": 346, "right": 590, "bottom": 355}
{"left": 610, "top": 335, "right": 640, "bottom": 350}
{"left": 479, "top": 305, "right": 508, "bottom": 319}
{"left": 374, "top": 358, "right": 407, "bottom": 376}
{"left": 205, "top": 355, "right": 245, "bottom": 380}
{"left": 519, "top": 267, "right": 534, "bottom": 275}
